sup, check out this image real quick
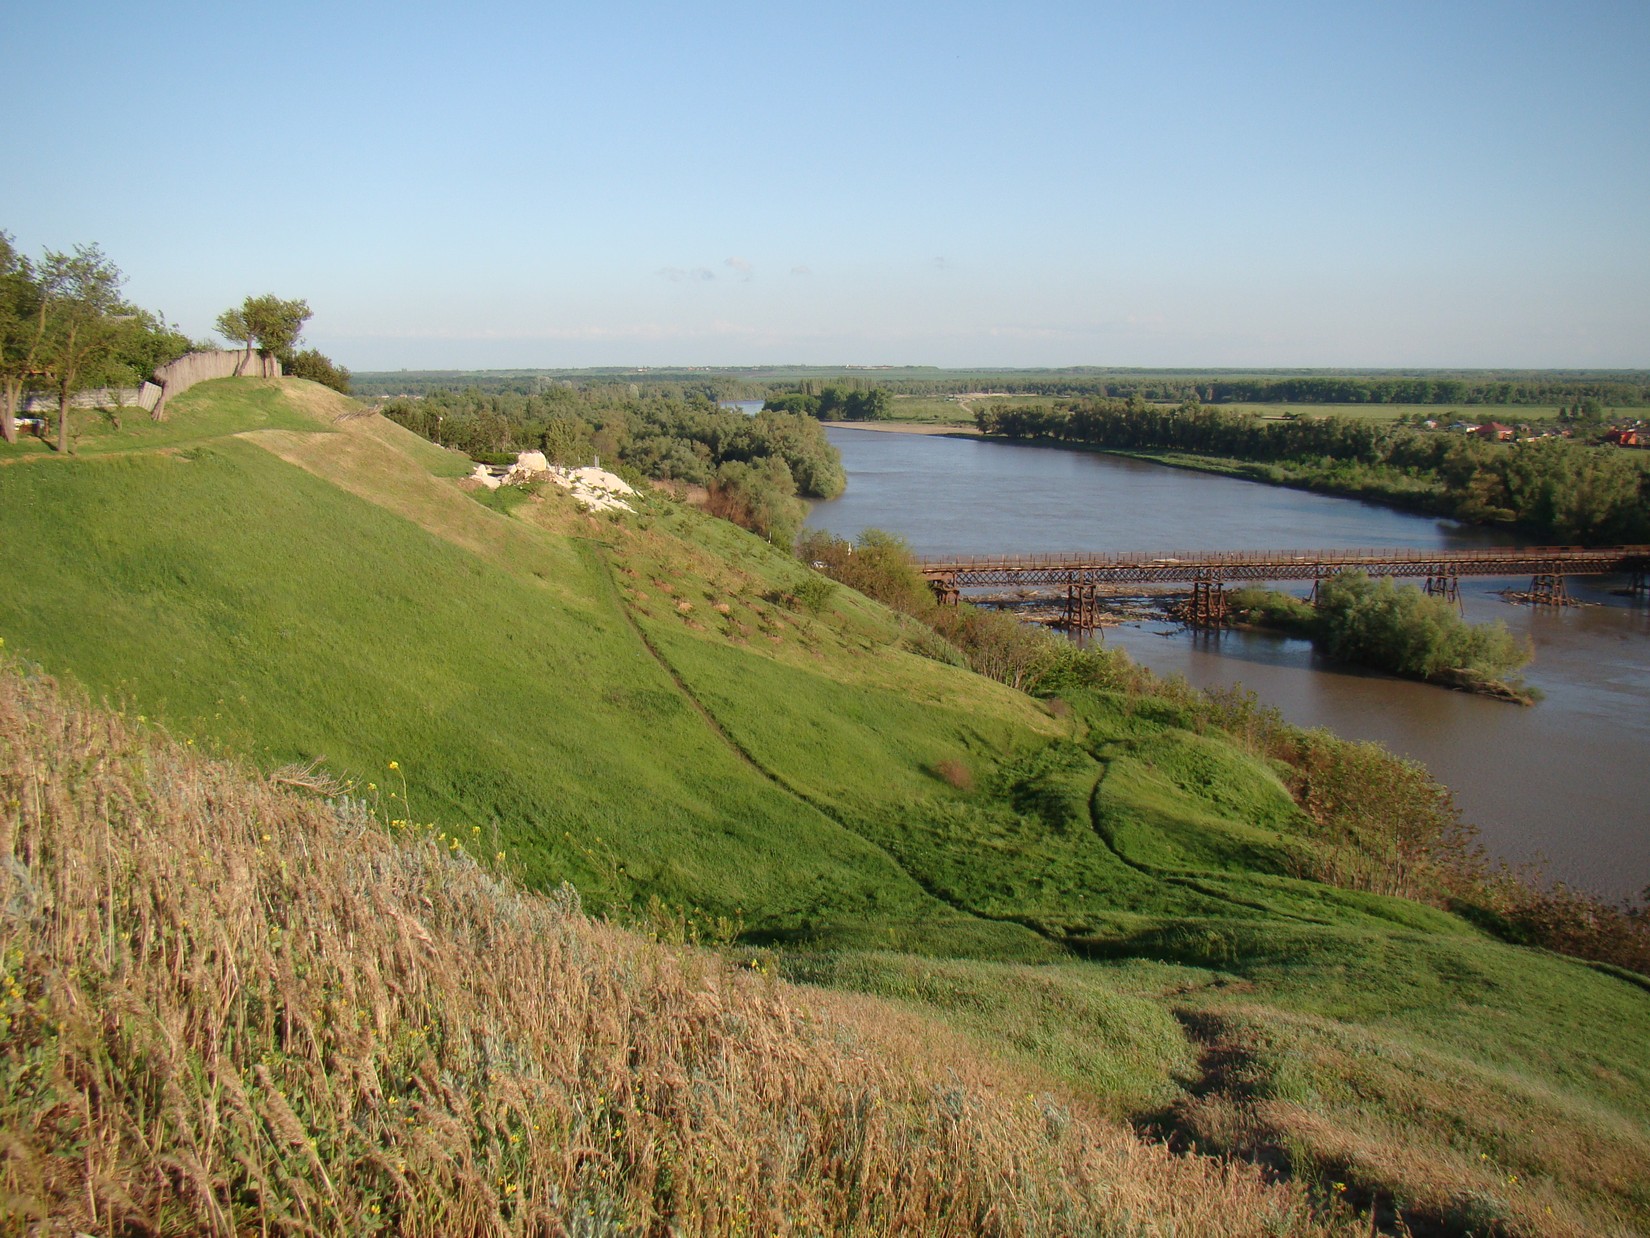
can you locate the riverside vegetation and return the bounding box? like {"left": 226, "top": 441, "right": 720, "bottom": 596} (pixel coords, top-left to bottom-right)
{"left": 974, "top": 396, "right": 1650, "bottom": 544}
{"left": 2, "top": 378, "right": 1648, "bottom": 1235}
{"left": 1224, "top": 573, "right": 1535, "bottom": 701}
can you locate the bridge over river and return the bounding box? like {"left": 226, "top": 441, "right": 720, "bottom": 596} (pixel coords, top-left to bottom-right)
{"left": 917, "top": 545, "right": 1650, "bottom": 628}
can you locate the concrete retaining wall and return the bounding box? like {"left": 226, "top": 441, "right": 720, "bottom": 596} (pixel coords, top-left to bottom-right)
{"left": 17, "top": 351, "right": 283, "bottom": 421}
{"left": 139, "top": 349, "right": 282, "bottom": 417}
{"left": 20, "top": 388, "right": 145, "bottom": 413}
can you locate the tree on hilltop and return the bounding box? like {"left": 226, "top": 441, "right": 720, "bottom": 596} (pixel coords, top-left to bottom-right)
{"left": 216, "top": 293, "right": 311, "bottom": 368}
{"left": 215, "top": 294, "right": 349, "bottom": 392}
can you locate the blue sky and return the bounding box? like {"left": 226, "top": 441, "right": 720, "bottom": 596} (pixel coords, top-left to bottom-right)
{"left": 4, "top": 1, "right": 1646, "bottom": 369}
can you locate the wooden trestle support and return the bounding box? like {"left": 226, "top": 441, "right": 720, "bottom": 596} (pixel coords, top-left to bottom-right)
{"left": 1188, "top": 579, "right": 1228, "bottom": 628}
{"left": 1528, "top": 572, "right": 1571, "bottom": 606}
{"left": 927, "top": 577, "right": 961, "bottom": 608}
{"left": 1064, "top": 582, "right": 1100, "bottom": 630}
{"left": 1424, "top": 568, "right": 1462, "bottom": 610}
{"left": 1629, "top": 567, "right": 1648, "bottom": 599}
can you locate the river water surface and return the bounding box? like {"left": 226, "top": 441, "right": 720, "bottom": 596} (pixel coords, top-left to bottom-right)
{"left": 806, "top": 428, "right": 1650, "bottom": 900}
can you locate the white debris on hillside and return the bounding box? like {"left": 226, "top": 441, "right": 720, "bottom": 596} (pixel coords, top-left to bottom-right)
{"left": 467, "top": 452, "right": 636, "bottom": 513}
{"left": 552, "top": 465, "right": 636, "bottom": 513}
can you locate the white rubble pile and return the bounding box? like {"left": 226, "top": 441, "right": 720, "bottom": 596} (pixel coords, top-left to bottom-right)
{"left": 551, "top": 465, "right": 636, "bottom": 513}
{"left": 468, "top": 452, "right": 636, "bottom": 513}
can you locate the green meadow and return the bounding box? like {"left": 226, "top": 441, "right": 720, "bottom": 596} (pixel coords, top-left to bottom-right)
{"left": 2, "top": 377, "right": 1646, "bottom": 1234}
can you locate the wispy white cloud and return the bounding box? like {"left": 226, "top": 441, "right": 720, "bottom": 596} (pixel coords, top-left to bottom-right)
{"left": 724, "top": 256, "right": 754, "bottom": 280}
{"left": 790, "top": 265, "right": 812, "bottom": 277}
{"left": 657, "top": 266, "right": 715, "bottom": 283}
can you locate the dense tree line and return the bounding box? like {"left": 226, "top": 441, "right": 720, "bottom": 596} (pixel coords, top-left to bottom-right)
{"left": 976, "top": 397, "right": 1650, "bottom": 543}
{"left": 355, "top": 367, "right": 1650, "bottom": 409}
{"left": 384, "top": 387, "right": 846, "bottom": 545}
{"left": 1178, "top": 376, "right": 1650, "bottom": 406}
{"left": 840, "top": 372, "right": 1650, "bottom": 405}
{"left": 762, "top": 385, "right": 893, "bottom": 420}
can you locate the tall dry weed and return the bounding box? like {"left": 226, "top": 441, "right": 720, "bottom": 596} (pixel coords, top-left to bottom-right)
{"left": 0, "top": 656, "right": 1349, "bottom": 1236}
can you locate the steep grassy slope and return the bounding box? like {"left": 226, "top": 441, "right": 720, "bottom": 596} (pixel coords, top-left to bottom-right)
{"left": 0, "top": 380, "right": 1062, "bottom": 956}
{"left": 0, "top": 656, "right": 1347, "bottom": 1236}
{"left": 3, "top": 378, "right": 1648, "bottom": 1234}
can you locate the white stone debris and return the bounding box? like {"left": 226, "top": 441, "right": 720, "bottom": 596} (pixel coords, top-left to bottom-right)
{"left": 477, "top": 452, "right": 637, "bottom": 513}
{"left": 554, "top": 465, "right": 636, "bottom": 513}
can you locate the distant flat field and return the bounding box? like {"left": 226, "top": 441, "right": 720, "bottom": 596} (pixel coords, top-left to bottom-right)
{"left": 886, "top": 395, "right": 1050, "bottom": 424}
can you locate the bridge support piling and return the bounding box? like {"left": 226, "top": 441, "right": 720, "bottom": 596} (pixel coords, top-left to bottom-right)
{"left": 1529, "top": 572, "right": 1571, "bottom": 607}
{"left": 927, "top": 576, "right": 960, "bottom": 608}
{"left": 1628, "top": 568, "right": 1648, "bottom": 600}
{"left": 1424, "top": 569, "right": 1462, "bottom": 612}
{"left": 1189, "top": 579, "right": 1228, "bottom": 629}
{"left": 1063, "top": 582, "right": 1100, "bottom": 630}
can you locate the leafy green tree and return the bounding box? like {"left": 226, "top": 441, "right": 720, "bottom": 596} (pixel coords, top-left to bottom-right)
{"left": 796, "top": 528, "right": 936, "bottom": 617}
{"left": 216, "top": 294, "right": 311, "bottom": 366}
{"left": 285, "top": 346, "right": 352, "bottom": 393}
{"left": 538, "top": 413, "right": 592, "bottom": 465}
{"left": 706, "top": 456, "right": 805, "bottom": 546}
{"left": 0, "top": 232, "right": 45, "bottom": 444}
{"left": 113, "top": 308, "right": 194, "bottom": 394}
{"left": 38, "top": 244, "right": 131, "bottom": 453}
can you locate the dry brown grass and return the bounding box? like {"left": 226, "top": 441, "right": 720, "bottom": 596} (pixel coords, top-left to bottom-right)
{"left": 0, "top": 657, "right": 1353, "bottom": 1236}
{"left": 1160, "top": 1007, "right": 1650, "bottom": 1238}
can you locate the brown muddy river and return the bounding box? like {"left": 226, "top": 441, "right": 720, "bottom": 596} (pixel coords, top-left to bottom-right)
{"left": 807, "top": 428, "right": 1650, "bottom": 901}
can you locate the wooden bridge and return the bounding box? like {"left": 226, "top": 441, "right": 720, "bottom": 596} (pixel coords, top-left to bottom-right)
{"left": 916, "top": 545, "right": 1650, "bottom": 629}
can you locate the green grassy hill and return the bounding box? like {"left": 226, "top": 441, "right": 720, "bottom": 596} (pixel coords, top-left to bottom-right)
{"left": 3, "top": 378, "right": 1647, "bottom": 1234}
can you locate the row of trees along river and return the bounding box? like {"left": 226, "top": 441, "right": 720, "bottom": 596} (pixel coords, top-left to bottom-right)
{"left": 805, "top": 425, "right": 1650, "bottom": 903}
{"left": 974, "top": 397, "right": 1650, "bottom": 543}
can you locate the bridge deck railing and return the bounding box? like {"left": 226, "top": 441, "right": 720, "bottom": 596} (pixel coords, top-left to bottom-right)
{"left": 915, "top": 545, "right": 1650, "bottom": 572}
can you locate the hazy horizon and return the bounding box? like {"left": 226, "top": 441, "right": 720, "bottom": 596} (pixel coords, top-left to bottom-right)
{"left": 5, "top": 1, "right": 1646, "bottom": 372}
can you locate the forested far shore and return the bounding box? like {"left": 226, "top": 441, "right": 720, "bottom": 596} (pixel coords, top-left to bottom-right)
{"left": 350, "top": 366, "right": 1650, "bottom": 407}
{"left": 975, "top": 397, "right": 1650, "bottom": 545}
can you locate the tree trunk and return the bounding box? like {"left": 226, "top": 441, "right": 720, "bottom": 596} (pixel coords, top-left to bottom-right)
{"left": 56, "top": 383, "right": 70, "bottom": 453}
{"left": 0, "top": 379, "right": 17, "bottom": 445}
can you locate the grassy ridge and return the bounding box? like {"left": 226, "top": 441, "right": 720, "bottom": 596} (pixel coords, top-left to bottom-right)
{"left": 3, "top": 378, "right": 1648, "bottom": 1233}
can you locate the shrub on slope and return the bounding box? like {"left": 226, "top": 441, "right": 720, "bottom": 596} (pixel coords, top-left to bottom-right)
{"left": 0, "top": 657, "right": 1343, "bottom": 1236}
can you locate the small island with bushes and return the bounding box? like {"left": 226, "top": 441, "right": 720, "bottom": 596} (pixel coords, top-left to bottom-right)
{"left": 1227, "top": 571, "right": 1536, "bottom": 702}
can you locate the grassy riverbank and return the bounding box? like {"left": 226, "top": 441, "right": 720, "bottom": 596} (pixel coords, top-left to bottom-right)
{"left": 3, "top": 378, "right": 1647, "bottom": 1234}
